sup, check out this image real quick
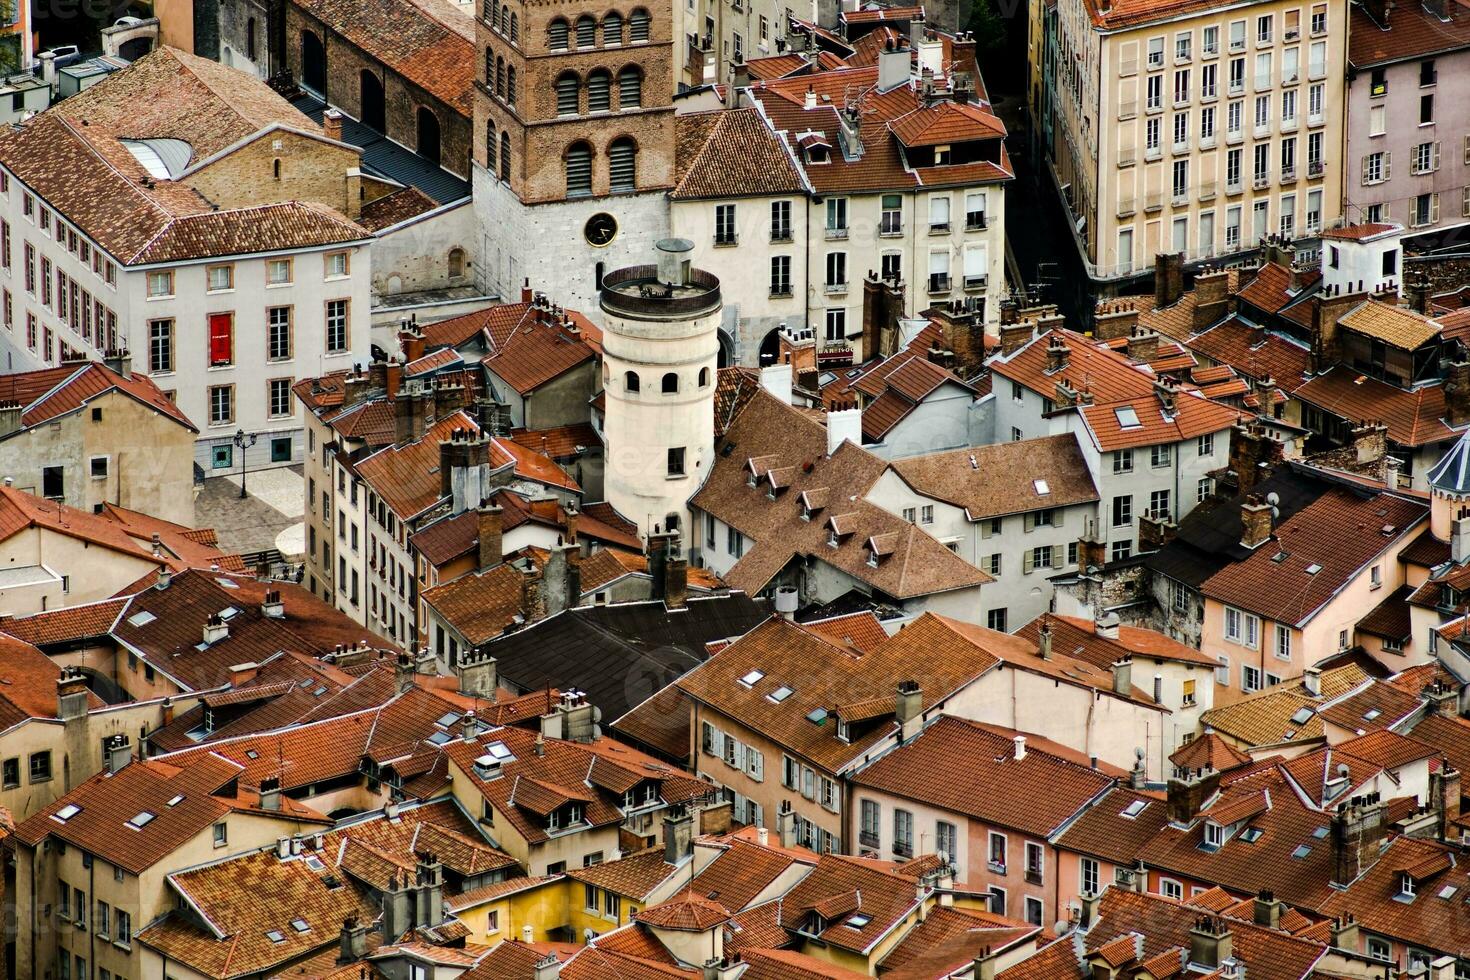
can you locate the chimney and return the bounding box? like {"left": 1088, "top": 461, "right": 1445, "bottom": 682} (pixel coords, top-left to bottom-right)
{"left": 663, "top": 806, "right": 695, "bottom": 863}
{"left": 534, "top": 953, "right": 562, "bottom": 980}
{"left": 760, "top": 363, "right": 794, "bottom": 405}
{"left": 104, "top": 734, "right": 131, "bottom": 774}
{"left": 997, "top": 322, "right": 1034, "bottom": 356}
{"left": 1096, "top": 612, "right": 1120, "bottom": 640}
{"left": 381, "top": 873, "right": 413, "bottom": 942}
{"left": 478, "top": 503, "right": 504, "bottom": 572}
{"left": 1127, "top": 325, "right": 1160, "bottom": 363}
{"left": 1013, "top": 735, "right": 1026, "bottom": 761}
{"left": 1406, "top": 270, "right": 1432, "bottom": 315}
{"left": 260, "top": 589, "right": 285, "bottom": 618}
{"left": 757, "top": 826, "right": 770, "bottom": 846}
{"left": 1330, "top": 915, "right": 1360, "bottom": 951}
{"left": 260, "top": 776, "right": 282, "bottom": 811}
{"left": 393, "top": 380, "right": 429, "bottom": 445}
{"left": 804, "top": 84, "right": 817, "bottom": 109}
{"left": 543, "top": 540, "right": 582, "bottom": 616}
{"left": 400, "top": 322, "right": 426, "bottom": 364}
{"left": 0, "top": 401, "right": 22, "bottom": 438}
{"left": 1253, "top": 891, "right": 1283, "bottom": 929}
{"left": 1302, "top": 665, "right": 1322, "bottom": 698}
{"left": 229, "top": 662, "right": 259, "bottom": 686}
{"left": 338, "top": 916, "right": 368, "bottom": 964}
{"left": 877, "top": 39, "right": 909, "bottom": 93}
{"left": 1094, "top": 304, "right": 1140, "bottom": 341}
{"left": 777, "top": 801, "right": 797, "bottom": 848}
{"left": 1192, "top": 268, "right": 1233, "bottom": 331}
{"left": 415, "top": 853, "right": 445, "bottom": 928}
{"left": 727, "top": 61, "right": 750, "bottom": 109}
{"left": 323, "top": 108, "right": 343, "bottom": 142}
{"left": 665, "top": 556, "right": 688, "bottom": 610}
{"left": 1154, "top": 253, "right": 1185, "bottom": 308}
{"left": 1351, "top": 422, "right": 1387, "bottom": 466}
{"left": 1166, "top": 768, "right": 1221, "bottom": 825}
{"left": 519, "top": 564, "right": 545, "bottom": 623}
{"left": 395, "top": 652, "right": 416, "bottom": 694}
{"left": 37, "top": 50, "right": 56, "bottom": 89}
{"left": 1189, "top": 917, "right": 1233, "bottom": 969}
{"left": 1331, "top": 798, "right": 1387, "bottom": 887}
{"left": 826, "top": 406, "right": 863, "bottom": 455}
{"left": 1448, "top": 361, "right": 1470, "bottom": 429}
{"left": 1038, "top": 623, "right": 1053, "bottom": 660}
{"left": 1239, "top": 495, "right": 1273, "bottom": 549}
{"left": 1111, "top": 657, "right": 1133, "bottom": 696}
{"left": 457, "top": 646, "right": 497, "bottom": 697}
{"left": 1045, "top": 334, "right": 1070, "bottom": 373}
{"left": 647, "top": 528, "right": 677, "bottom": 599}
{"left": 202, "top": 614, "right": 229, "bottom": 645}
{"left": 1434, "top": 766, "right": 1462, "bottom": 834}
{"left": 895, "top": 680, "right": 923, "bottom": 741}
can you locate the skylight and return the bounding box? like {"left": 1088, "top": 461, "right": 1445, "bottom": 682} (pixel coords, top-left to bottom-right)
{"left": 485, "top": 741, "right": 514, "bottom": 761}
{"left": 1305, "top": 563, "right": 1322, "bottom": 575}
{"left": 806, "top": 708, "right": 829, "bottom": 725}
{"left": 265, "top": 930, "right": 285, "bottom": 944}
{"left": 427, "top": 731, "right": 453, "bottom": 746}
{"left": 739, "top": 670, "right": 765, "bottom": 687}
{"left": 304, "top": 854, "right": 326, "bottom": 872}
{"left": 1363, "top": 708, "right": 1382, "bottom": 721}
{"left": 768, "top": 686, "right": 795, "bottom": 703}
{"left": 1290, "top": 707, "right": 1314, "bottom": 724}
{"left": 1440, "top": 885, "right": 1459, "bottom": 900}
{"left": 291, "top": 918, "right": 310, "bottom": 933}
{"left": 120, "top": 137, "right": 193, "bottom": 179}
{"left": 1121, "top": 799, "right": 1148, "bottom": 818}
{"left": 1291, "top": 844, "right": 1311, "bottom": 858}
{"left": 1312, "top": 826, "right": 1329, "bottom": 839}
{"left": 844, "top": 914, "right": 872, "bottom": 929}
{"left": 1033, "top": 479, "right": 1051, "bottom": 495}
{"left": 54, "top": 804, "right": 81, "bottom": 822}
{"left": 246, "top": 750, "right": 259, "bottom": 760}
{"left": 435, "top": 712, "right": 461, "bottom": 728}
{"left": 1239, "top": 828, "right": 1263, "bottom": 843}
{"left": 127, "top": 811, "right": 156, "bottom": 830}
{"left": 1114, "top": 406, "right": 1141, "bottom": 429}
{"left": 166, "top": 795, "right": 184, "bottom": 807}
{"left": 219, "top": 606, "right": 240, "bottom": 620}
{"left": 127, "top": 611, "right": 157, "bottom": 627}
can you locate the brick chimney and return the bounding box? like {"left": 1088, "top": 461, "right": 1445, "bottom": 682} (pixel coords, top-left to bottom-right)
{"left": 478, "top": 503, "right": 503, "bottom": 572}
{"left": 1154, "top": 252, "right": 1185, "bottom": 308}
{"left": 1192, "top": 268, "right": 1233, "bottom": 331}
{"left": 1447, "top": 360, "right": 1470, "bottom": 428}
{"left": 519, "top": 564, "right": 545, "bottom": 623}
{"left": 1045, "top": 334, "right": 1070, "bottom": 373}
{"left": 665, "top": 555, "right": 688, "bottom": 610}
{"left": 997, "top": 322, "right": 1034, "bottom": 356}
{"left": 1127, "top": 325, "right": 1160, "bottom": 363}
{"left": 1240, "top": 495, "right": 1273, "bottom": 549}
{"left": 393, "top": 380, "right": 429, "bottom": 445}
{"left": 1094, "top": 303, "right": 1140, "bottom": 341}
{"left": 323, "top": 108, "right": 344, "bottom": 142}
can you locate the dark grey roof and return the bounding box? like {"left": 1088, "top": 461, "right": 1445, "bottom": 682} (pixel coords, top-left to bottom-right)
{"left": 291, "top": 93, "right": 470, "bottom": 205}
{"left": 1144, "top": 466, "right": 1338, "bottom": 587}
{"left": 1428, "top": 429, "right": 1470, "bottom": 495}
{"left": 482, "top": 594, "right": 769, "bottom": 722}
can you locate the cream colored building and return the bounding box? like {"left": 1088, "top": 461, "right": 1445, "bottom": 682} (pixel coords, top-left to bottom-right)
{"left": 1043, "top": 0, "right": 1348, "bottom": 285}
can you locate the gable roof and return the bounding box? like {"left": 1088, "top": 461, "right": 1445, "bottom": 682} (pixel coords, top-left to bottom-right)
{"left": 884, "top": 433, "right": 1098, "bottom": 519}
{"left": 671, "top": 109, "right": 808, "bottom": 200}
{"left": 0, "top": 362, "right": 195, "bottom": 432}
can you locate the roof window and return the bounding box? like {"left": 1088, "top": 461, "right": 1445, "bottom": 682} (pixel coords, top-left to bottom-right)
{"left": 265, "top": 930, "right": 286, "bottom": 944}
{"left": 1120, "top": 799, "right": 1148, "bottom": 818}
{"left": 127, "top": 611, "right": 157, "bottom": 627}
{"left": 768, "top": 685, "right": 794, "bottom": 703}
{"left": 1305, "top": 563, "right": 1322, "bottom": 575}
{"left": 166, "top": 795, "right": 184, "bottom": 807}
{"left": 1114, "top": 406, "right": 1141, "bottom": 429}
{"left": 1363, "top": 708, "right": 1382, "bottom": 721}
{"left": 739, "top": 670, "right": 765, "bottom": 687}
{"left": 291, "top": 918, "right": 310, "bottom": 933}
{"left": 844, "top": 914, "right": 872, "bottom": 929}
{"left": 1290, "top": 844, "right": 1311, "bottom": 858}
{"left": 1033, "top": 479, "right": 1051, "bottom": 495}
{"left": 126, "top": 811, "right": 156, "bottom": 830}
{"left": 1290, "top": 707, "right": 1314, "bottom": 724}
{"left": 806, "top": 708, "right": 829, "bottom": 725}
{"left": 54, "top": 804, "right": 81, "bottom": 822}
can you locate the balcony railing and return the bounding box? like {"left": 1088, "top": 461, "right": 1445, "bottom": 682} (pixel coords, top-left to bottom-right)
{"left": 1119, "top": 147, "right": 1137, "bottom": 167}
{"left": 1254, "top": 173, "right": 1272, "bottom": 189}
{"left": 859, "top": 830, "right": 880, "bottom": 849}
{"left": 825, "top": 226, "right": 849, "bottom": 240}
{"left": 929, "top": 221, "right": 950, "bottom": 234}
{"left": 824, "top": 281, "right": 849, "bottom": 294}
{"left": 1309, "top": 160, "right": 1325, "bottom": 177}
{"left": 879, "top": 218, "right": 903, "bottom": 236}
{"left": 1281, "top": 165, "right": 1297, "bottom": 181}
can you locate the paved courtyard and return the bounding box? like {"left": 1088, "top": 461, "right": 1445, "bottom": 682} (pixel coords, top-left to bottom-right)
{"left": 195, "top": 464, "right": 306, "bottom": 560}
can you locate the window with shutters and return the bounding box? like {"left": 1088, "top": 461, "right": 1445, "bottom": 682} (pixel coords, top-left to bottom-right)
{"left": 208, "top": 312, "right": 233, "bottom": 366}
{"left": 486, "top": 125, "right": 497, "bottom": 171}
{"left": 1363, "top": 151, "right": 1388, "bottom": 184}
{"left": 587, "top": 69, "right": 611, "bottom": 111}
{"left": 556, "top": 72, "right": 580, "bottom": 115}
{"left": 506, "top": 65, "right": 516, "bottom": 104}
{"left": 1412, "top": 140, "right": 1440, "bottom": 174}
{"left": 548, "top": 18, "right": 568, "bottom": 48}
{"left": 565, "top": 142, "right": 593, "bottom": 196}
{"left": 500, "top": 132, "right": 511, "bottom": 180}
{"left": 629, "top": 7, "right": 650, "bottom": 40}
{"left": 576, "top": 14, "right": 596, "bottom": 45}
{"left": 602, "top": 11, "right": 622, "bottom": 43}
{"left": 608, "top": 138, "right": 637, "bottom": 192}
{"left": 495, "top": 56, "right": 505, "bottom": 95}
{"left": 618, "top": 66, "right": 642, "bottom": 107}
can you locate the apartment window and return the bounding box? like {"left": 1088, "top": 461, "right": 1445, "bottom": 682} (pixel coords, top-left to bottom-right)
{"left": 1413, "top": 141, "right": 1440, "bottom": 174}
{"left": 206, "top": 263, "right": 234, "bottom": 292}
{"left": 825, "top": 252, "right": 847, "bottom": 288}
{"left": 29, "top": 750, "right": 50, "bottom": 782}
{"left": 860, "top": 799, "right": 881, "bottom": 846}
{"left": 1198, "top": 434, "right": 1214, "bottom": 456}
{"left": 1081, "top": 858, "right": 1100, "bottom": 896}
{"left": 1311, "top": 4, "right": 1327, "bottom": 33}
{"left": 269, "top": 378, "right": 293, "bottom": 418}
{"left": 1421, "top": 93, "right": 1435, "bottom": 125}
{"left": 893, "top": 808, "right": 914, "bottom": 857}
{"left": 826, "top": 197, "right": 848, "bottom": 234}
{"left": 929, "top": 194, "right": 951, "bottom": 231}
{"left": 1243, "top": 663, "right": 1263, "bottom": 693}
{"left": 1146, "top": 74, "right": 1163, "bottom": 111}
{"left": 714, "top": 204, "right": 736, "bottom": 245}
{"left": 989, "top": 887, "right": 1007, "bottom": 916}
{"left": 1148, "top": 36, "right": 1164, "bottom": 68}
{"left": 1412, "top": 193, "right": 1438, "bottom": 227}
{"left": 1229, "top": 57, "right": 1244, "bottom": 93}
{"left": 667, "top": 447, "right": 686, "bottom": 476}
{"left": 987, "top": 607, "right": 1007, "bottom": 631}
{"left": 1146, "top": 116, "right": 1161, "bottom": 153}
{"left": 326, "top": 299, "right": 349, "bottom": 352}
{"left": 1113, "top": 449, "right": 1134, "bottom": 473}
{"left": 1224, "top": 606, "right": 1260, "bottom": 648}
{"left": 766, "top": 253, "right": 794, "bottom": 298}
{"left": 1203, "top": 25, "right": 1218, "bottom": 54}
{"left": 880, "top": 194, "right": 902, "bottom": 235}
{"left": 1173, "top": 69, "right": 1190, "bottom": 103}
{"left": 1273, "top": 623, "right": 1292, "bottom": 661}
{"left": 325, "top": 251, "right": 350, "bottom": 277}
{"left": 1149, "top": 489, "right": 1171, "bottom": 518}
{"left": 209, "top": 385, "right": 234, "bottom": 426}
{"left": 148, "top": 319, "right": 174, "bottom": 373}
{"left": 267, "top": 307, "right": 292, "bottom": 360}
{"left": 1198, "top": 476, "right": 1213, "bottom": 502}
{"left": 267, "top": 257, "right": 292, "bottom": 285}
{"left": 1201, "top": 63, "right": 1217, "bottom": 100}
{"left": 965, "top": 191, "right": 987, "bottom": 228}
{"left": 1112, "top": 495, "right": 1133, "bottom": 527}
{"left": 770, "top": 200, "right": 792, "bottom": 241}
{"left": 935, "top": 820, "right": 957, "bottom": 862}
{"left": 1256, "top": 14, "right": 1273, "bottom": 42}
{"left": 1112, "top": 540, "right": 1133, "bottom": 561}
{"left": 41, "top": 466, "right": 62, "bottom": 499}
{"left": 824, "top": 308, "right": 846, "bottom": 342}
{"left": 1175, "top": 31, "right": 1191, "bottom": 61}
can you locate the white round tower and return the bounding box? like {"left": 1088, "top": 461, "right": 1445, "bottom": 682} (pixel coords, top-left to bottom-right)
{"left": 600, "top": 239, "right": 721, "bottom": 550}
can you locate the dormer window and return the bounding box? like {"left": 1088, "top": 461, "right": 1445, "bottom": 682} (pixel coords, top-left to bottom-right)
{"left": 808, "top": 145, "right": 829, "bottom": 163}
{"left": 801, "top": 503, "right": 812, "bottom": 521}
{"left": 1203, "top": 820, "right": 1224, "bottom": 848}
{"left": 828, "top": 530, "right": 839, "bottom": 548}
{"left": 867, "top": 548, "right": 879, "bottom": 567}
{"left": 934, "top": 144, "right": 951, "bottom": 165}
{"left": 1399, "top": 872, "right": 1416, "bottom": 899}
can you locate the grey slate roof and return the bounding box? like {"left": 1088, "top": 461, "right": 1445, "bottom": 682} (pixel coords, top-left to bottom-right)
{"left": 1428, "top": 429, "right": 1470, "bottom": 495}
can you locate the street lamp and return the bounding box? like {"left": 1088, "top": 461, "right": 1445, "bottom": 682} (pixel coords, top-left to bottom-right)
{"left": 233, "top": 429, "right": 258, "bottom": 499}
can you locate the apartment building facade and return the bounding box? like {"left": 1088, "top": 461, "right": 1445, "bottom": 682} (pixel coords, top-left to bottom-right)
{"left": 1042, "top": 0, "right": 1348, "bottom": 287}
{"left": 1343, "top": 0, "right": 1470, "bottom": 235}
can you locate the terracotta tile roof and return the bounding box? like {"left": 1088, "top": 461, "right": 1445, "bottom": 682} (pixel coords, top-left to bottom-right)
{"left": 684, "top": 836, "right": 817, "bottom": 913}
{"left": 1406, "top": 712, "right": 1470, "bottom": 777}
{"left": 13, "top": 754, "right": 327, "bottom": 873}
{"left": 888, "top": 100, "right": 1005, "bottom": 147}
{"left": 445, "top": 727, "right": 711, "bottom": 846}
{"left": 507, "top": 423, "right": 601, "bottom": 459}
{"left": 676, "top": 615, "right": 1000, "bottom": 773}
{"left": 0, "top": 597, "right": 126, "bottom": 646}
{"left": 355, "top": 411, "right": 478, "bottom": 519}
{"left": 0, "top": 362, "right": 196, "bottom": 431}
{"left": 1321, "top": 835, "right": 1470, "bottom": 954}
{"left": 876, "top": 906, "right": 1040, "bottom": 980}
{"left": 885, "top": 433, "right": 1097, "bottom": 518}
{"left": 1315, "top": 678, "right": 1423, "bottom": 736}
{"left": 1017, "top": 613, "right": 1217, "bottom": 671}
{"left": 566, "top": 847, "right": 679, "bottom": 900}
{"left": 1169, "top": 732, "right": 1250, "bottom": 772}
{"left": 634, "top": 891, "right": 731, "bottom": 931}
{"left": 1235, "top": 263, "right": 1319, "bottom": 316}
{"left": 1053, "top": 787, "right": 1169, "bottom": 866}
{"left": 1356, "top": 584, "right": 1414, "bottom": 641}
{"left": 852, "top": 716, "right": 1113, "bottom": 837}
{"left": 1339, "top": 300, "right": 1441, "bottom": 351}
{"left": 404, "top": 347, "right": 462, "bottom": 377}
{"left": 357, "top": 186, "right": 438, "bottom": 232}
{"left": 1321, "top": 222, "right": 1402, "bottom": 240}
{"left": 990, "top": 328, "right": 1238, "bottom": 452}
{"left": 1199, "top": 487, "right": 1426, "bottom": 627}
{"left": 692, "top": 389, "right": 989, "bottom": 599}
{"left": 293, "top": 0, "right": 472, "bottom": 112}
{"left": 671, "top": 109, "right": 808, "bottom": 199}
{"left": 779, "top": 854, "right": 932, "bottom": 953}
{"left": 995, "top": 937, "right": 1081, "bottom": 980}
{"left": 1186, "top": 318, "right": 1313, "bottom": 389}
{"left": 739, "top": 950, "right": 871, "bottom": 980}
{"left": 449, "top": 876, "right": 562, "bottom": 913}
{"left": 1295, "top": 366, "right": 1462, "bottom": 447}
{"left": 419, "top": 561, "right": 527, "bottom": 645}
{"left": 483, "top": 316, "right": 596, "bottom": 395}
{"left": 799, "top": 610, "right": 890, "bottom": 654}
{"left": 841, "top": 4, "right": 921, "bottom": 23}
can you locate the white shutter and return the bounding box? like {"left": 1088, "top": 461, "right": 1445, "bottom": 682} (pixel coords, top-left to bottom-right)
{"left": 733, "top": 740, "right": 746, "bottom": 770}
{"left": 1385, "top": 151, "right": 1393, "bottom": 179}
{"left": 802, "top": 766, "right": 815, "bottom": 800}
{"left": 1361, "top": 155, "right": 1371, "bottom": 185}
{"left": 1434, "top": 141, "right": 1442, "bottom": 171}
{"left": 928, "top": 249, "right": 948, "bottom": 275}
{"left": 1432, "top": 193, "right": 1441, "bottom": 223}
{"left": 1054, "top": 508, "right": 1066, "bottom": 528}
{"left": 751, "top": 802, "right": 764, "bottom": 829}
{"left": 981, "top": 519, "right": 993, "bottom": 539}
{"left": 1023, "top": 550, "right": 1035, "bottom": 574}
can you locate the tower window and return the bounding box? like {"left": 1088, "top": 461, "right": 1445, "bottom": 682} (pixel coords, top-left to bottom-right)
{"left": 609, "top": 138, "right": 637, "bottom": 193}
{"left": 587, "top": 69, "right": 611, "bottom": 112}
{"left": 629, "top": 8, "right": 650, "bottom": 41}
{"left": 548, "top": 18, "right": 569, "bottom": 48}
{"left": 576, "top": 15, "right": 596, "bottom": 46}
{"left": 624, "top": 371, "right": 640, "bottom": 392}
{"left": 602, "top": 11, "right": 622, "bottom": 43}
{"left": 662, "top": 372, "right": 678, "bottom": 393}
{"left": 556, "top": 72, "right": 580, "bottom": 115}
{"left": 668, "top": 447, "right": 686, "bottom": 476}
{"left": 566, "top": 142, "right": 593, "bottom": 196}
{"left": 699, "top": 367, "right": 710, "bottom": 387}
{"left": 618, "top": 66, "right": 643, "bottom": 108}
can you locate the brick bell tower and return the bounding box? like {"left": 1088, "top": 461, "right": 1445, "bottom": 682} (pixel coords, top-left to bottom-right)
{"left": 474, "top": 0, "right": 677, "bottom": 314}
